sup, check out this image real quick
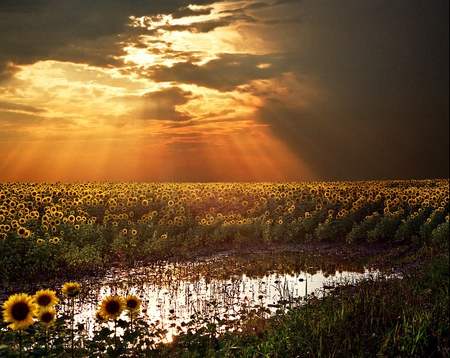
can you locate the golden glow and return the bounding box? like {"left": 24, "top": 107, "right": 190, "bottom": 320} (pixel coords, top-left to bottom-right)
{"left": 0, "top": 1, "right": 319, "bottom": 182}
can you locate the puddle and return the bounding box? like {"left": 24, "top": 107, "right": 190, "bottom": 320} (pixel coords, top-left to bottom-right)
{"left": 67, "top": 255, "right": 394, "bottom": 341}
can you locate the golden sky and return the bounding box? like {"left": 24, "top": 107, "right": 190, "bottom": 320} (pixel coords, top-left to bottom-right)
{"left": 0, "top": 0, "right": 448, "bottom": 182}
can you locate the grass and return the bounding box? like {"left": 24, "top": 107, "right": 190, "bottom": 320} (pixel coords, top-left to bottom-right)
{"left": 156, "top": 246, "right": 448, "bottom": 358}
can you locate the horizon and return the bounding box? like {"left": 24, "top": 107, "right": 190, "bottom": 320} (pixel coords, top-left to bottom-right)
{"left": 1, "top": 178, "right": 448, "bottom": 185}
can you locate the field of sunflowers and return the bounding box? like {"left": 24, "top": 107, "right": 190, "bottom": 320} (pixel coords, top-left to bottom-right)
{"left": 0, "top": 180, "right": 449, "bottom": 357}
{"left": 0, "top": 180, "right": 448, "bottom": 284}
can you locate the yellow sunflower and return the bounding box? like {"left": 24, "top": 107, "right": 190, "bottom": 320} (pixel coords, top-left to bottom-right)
{"left": 33, "top": 289, "right": 59, "bottom": 308}
{"left": 98, "top": 296, "right": 125, "bottom": 321}
{"left": 61, "top": 282, "right": 81, "bottom": 298}
{"left": 51, "top": 237, "right": 60, "bottom": 244}
{"left": 2, "top": 293, "right": 38, "bottom": 330}
{"left": 124, "top": 295, "right": 141, "bottom": 313}
{"left": 37, "top": 307, "right": 56, "bottom": 328}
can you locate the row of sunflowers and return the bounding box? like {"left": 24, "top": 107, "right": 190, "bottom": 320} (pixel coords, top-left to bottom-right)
{"left": 1, "top": 281, "right": 167, "bottom": 357}
{"left": 3, "top": 282, "right": 140, "bottom": 330}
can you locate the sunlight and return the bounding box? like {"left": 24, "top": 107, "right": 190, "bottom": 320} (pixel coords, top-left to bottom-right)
{"left": 0, "top": 1, "right": 320, "bottom": 183}
{"left": 122, "top": 47, "right": 160, "bottom": 67}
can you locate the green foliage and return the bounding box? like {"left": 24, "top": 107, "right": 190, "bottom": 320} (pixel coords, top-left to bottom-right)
{"left": 430, "top": 220, "right": 449, "bottom": 252}
{"left": 0, "top": 180, "right": 448, "bottom": 284}
{"left": 367, "top": 215, "right": 405, "bottom": 243}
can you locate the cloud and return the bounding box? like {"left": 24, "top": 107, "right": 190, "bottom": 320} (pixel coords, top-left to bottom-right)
{"left": 0, "top": 0, "right": 222, "bottom": 72}
{"left": 0, "top": 0, "right": 47, "bottom": 13}
{"left": 158, "top": 18, "right": 236, "bottom": 34}
{"left": 172, "top": 5, "right": 213, "bottom": 19}
{"left": 151, "top": 53, "right": 295, "bottom": 91}
{"left": 219, "top": 2, "right": 270, "bottom": 14}
{"left": 139, "top": 87, "right": 193, "bottom": 121}
{"left": 0, "top": 101, "right": 46, "bottom": 113}
{"left": 0, "top": 0, "right": 448, "bottom": 181}
{"left": 0, "top": 111, "right": 46, "bottom": 142}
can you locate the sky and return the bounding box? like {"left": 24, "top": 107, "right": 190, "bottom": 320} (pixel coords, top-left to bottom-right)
{"left": 0, "top": 0, "right": 448, "bottom": 183}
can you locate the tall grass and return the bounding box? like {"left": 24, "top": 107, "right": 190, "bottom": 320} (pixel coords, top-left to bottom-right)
{"left": 163, "top": 251, "right": 448, "bottom": 357}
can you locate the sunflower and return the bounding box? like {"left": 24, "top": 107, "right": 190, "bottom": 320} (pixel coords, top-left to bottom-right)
{"left": 51, "top": 237, "right": 60, "bottom": 244}
{"left": 98, "top": 296, "right": 125, "bottom": 321}
{"left": 37, "top": 307, "right": 56, "bottom": 328}
{"left": 2, "top": 293, "right": 38, "bottom": 330}
{"left": 61, "top": 282, "right": 80, "bottom": 298}
{"left": 95, "top": 310, "right": 107, "bottom": 323}
{"left": 33, "top": 289, "right": 59, "bottom": 308}
{"left": 17, "top": 227, "right": 27, "bottom": 237}
{"left": 124, "top": 295, "right": 141, "bottom": 313}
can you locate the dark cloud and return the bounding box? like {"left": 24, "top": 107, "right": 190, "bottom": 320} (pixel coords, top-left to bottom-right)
{"left": 151, "top": 53, "right": 294, "bottom": 91}
{"left": 220, "top": 2, "right": 269, "bottom": 14}
{"left": 0, "top": 0, "right": 47, "bottom": 13}
{"left": 172, "top": 6, "right": 212, "bottom": 19}
{"left": 250, "top": 0, "right": 449, "bottom": 180}
{"left": 140, "top": 87, "right": 193, "bottom": 121}
{"left": 159, "top": 18, "right": 234, "bottom": 33}
{"left": 0, "top": 62, "right": 21, "bottom": 81}
{"left": 256, "top": 96, "right": 449, "bottom": 181}
{"left": 275, "top": 0, "right": 304, "bottom": 4}
{"left": 0, "top": 0, "right": 222, "bottom": 74}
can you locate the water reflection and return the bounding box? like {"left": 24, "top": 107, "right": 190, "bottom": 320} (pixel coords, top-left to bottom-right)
{"left": 72, "top": 254, "right": 391, "bottom": 340}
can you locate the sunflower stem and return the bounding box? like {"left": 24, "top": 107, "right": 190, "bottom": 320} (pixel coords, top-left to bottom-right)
{"left": 45, "top": 328, "right": 49, "bottom": 352}
{"left": 70, "top": 297, "right": 74, "bottom": 358}
{"left": 114, "top": 319, "right": 117, "bottom": 350}
{"left": 18, "top": 329, "right": 22, "bottom": 358}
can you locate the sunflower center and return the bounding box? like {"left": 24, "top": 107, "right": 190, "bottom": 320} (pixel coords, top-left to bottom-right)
{"left": 105, "top": 300, "right": 120, "bottom": 314}
{"left": 40, "top": 312, "right": 54, "bottom": 323}
{"left": 37, "top": 295, "right": 51, "bottom": 306}
{"left": 11, "top": 302, "right": 30, "bottom": 321}
{"left": 126, "top": 300, "right": 138, "bottom": 309}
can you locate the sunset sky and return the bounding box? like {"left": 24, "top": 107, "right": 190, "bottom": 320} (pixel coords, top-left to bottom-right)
{"left": 0, "top": 0, "right": 448, "bottom": 182}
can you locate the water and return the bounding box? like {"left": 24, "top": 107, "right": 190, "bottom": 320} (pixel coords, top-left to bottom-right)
{"left": 69, "top": 257, "right": 392, "bottom": 341}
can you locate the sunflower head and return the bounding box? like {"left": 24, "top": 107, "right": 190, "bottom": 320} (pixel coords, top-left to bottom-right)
{"left": 2, "top": 293, "right": 38, "bottom": 330}
{"left": 124, "top": 295, "right": 141, "bottom": 313}
{"left": 95, "top": 310, "right": 107, "bottom": 323}
{"left": 33, "top": 289, "right": 59, "bottom": 308}
{"left": 99, "top": 296, "right": 125, "bottom": 321}
{"left": 37, "top": 307, "right": 56, "bottom": 328}
{"left": 61, "top": 282, "right": 81, "bottom": 298}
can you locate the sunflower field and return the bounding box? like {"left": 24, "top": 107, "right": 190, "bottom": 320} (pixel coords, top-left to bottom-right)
{"left": 0, "top": 180, "right": 449, "bottom": 357}
{"left": 0, "top": 180, "right": 449, "bottom": 284}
